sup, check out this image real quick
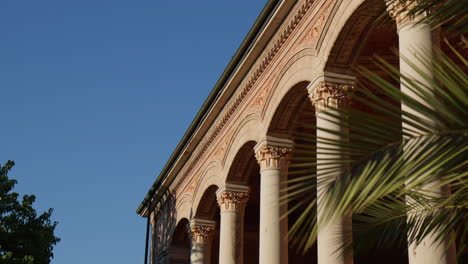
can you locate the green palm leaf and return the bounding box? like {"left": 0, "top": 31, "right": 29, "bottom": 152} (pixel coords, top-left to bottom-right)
{"left": 286, "top": 44, "right": 468, "bottom": 260}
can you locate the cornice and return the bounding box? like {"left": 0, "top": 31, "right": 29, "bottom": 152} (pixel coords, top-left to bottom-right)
{"left": 173, "top": 0, "right": 315, "bottom": 192}
{"left": 136, "top": 0, "right": 284, "bottom": 216}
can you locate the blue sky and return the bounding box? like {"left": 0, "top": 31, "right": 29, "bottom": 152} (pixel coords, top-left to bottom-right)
{"left": 0, "top": 1, "right": 267, "bottom": 263}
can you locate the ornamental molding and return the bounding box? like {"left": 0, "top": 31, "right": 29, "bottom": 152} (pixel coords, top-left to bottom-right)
{"left": 173, "top": 0, "right": 317, "bottom": 192}
{"left": 300, "top": 0, "right": 333, "bottom": 47}
{"left": 216, "top": 185, "right": 249, "bottom": 212}
{"left": 189, "top": 219, "right": 216, "bottom": 244}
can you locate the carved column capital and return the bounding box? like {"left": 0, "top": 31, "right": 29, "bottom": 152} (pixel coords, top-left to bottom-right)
{"left": 255, "top": 145, "right": 290, "bottom": 170}
{"left": 308, "top": 78, "right": 354, "bottom": 113}
{"left": 254, "top": 137, "right": 292, "bottom": 170}
{"left": 386, "top": 0, "right": 427, "bottom": 29}
{"left": 189, "top": 219, "right": 216, "bottom": 244}
{"left": 216, "top": 184, "right": 249, "bottom": 212}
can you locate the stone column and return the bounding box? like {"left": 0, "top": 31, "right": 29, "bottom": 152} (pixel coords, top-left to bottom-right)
{"left": 190, "top": 219, "right": 216, "bottom": 264}
{"left": 217, "top": 184, "right": 249, "bottom": 264}
{"left": 309, "top": 75, "right": 354, "bottom": 264}
{"left": 254, "top": 137, "right": 292, "bottom": 264}
{"left": 387, "top": 2, "right": 456, "bottom": 264}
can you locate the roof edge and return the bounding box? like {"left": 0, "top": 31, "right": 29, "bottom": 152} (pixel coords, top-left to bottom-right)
{"left": 137, "top": 0, "right": 284, "bottom": 215}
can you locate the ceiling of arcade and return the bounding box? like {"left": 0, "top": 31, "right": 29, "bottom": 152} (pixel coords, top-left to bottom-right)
{"left": 325, "top": 0, "right": 398, "bottom": 76}
{"left": 165, "top": 0, "right": 399, "bottom": 214}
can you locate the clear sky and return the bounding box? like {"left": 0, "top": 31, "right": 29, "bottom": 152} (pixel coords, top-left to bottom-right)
{"left": 0, "top": 1, "right": 267, "bottom": 263}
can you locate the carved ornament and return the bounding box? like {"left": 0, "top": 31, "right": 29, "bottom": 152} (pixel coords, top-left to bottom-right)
{"left": 217, "top": 191, "right": 249, "bottom": 212}
{"left": 309, "top": 81, "right": 354, "bottom": 113}
{"left": 190, "top": 223, "right": 215, "bottom": 244}
{"left": 173, "top": 0, "right": 315, "bottom": 193}
{"left": 255, "top": 145, "right": 291, "bottom": 170}
{"left": 386, "top": 0, "right": 427, "bottom": 28}
{"left": 301, "top": 3, "right": 332, "bottom": 45}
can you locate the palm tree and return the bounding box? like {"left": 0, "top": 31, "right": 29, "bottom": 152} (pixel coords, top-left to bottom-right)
{"left": 286, "top": 0, "right": 467, "bottom": 261}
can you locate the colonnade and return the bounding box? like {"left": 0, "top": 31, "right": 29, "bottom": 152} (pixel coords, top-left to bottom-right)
{"left": 188, "top": 139, "right": 293, "bottom": 264}
{"left": 158, "top": 4, "right": 455, "bottom": 264}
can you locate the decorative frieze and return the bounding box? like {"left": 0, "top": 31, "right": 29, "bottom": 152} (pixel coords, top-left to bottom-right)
{"left": 173, "top": 0, "right": 316, "bottom": 193}
{"left": 217, "top": 185, "right": 249, "bottom": 212}
{"left": 309, "top": 80, "right": 354, "bottom": 113}
{"left": 189, "top": 219, "right": 216, "bottom": 244}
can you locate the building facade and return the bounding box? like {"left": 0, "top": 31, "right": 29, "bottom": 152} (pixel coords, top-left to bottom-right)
{"left": 137, "top": 0, "right": 457, "bottom": 263}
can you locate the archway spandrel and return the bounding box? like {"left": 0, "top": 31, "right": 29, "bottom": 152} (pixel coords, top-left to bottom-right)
{"left": 160, "top": 0, "right": 325, "bottom": 198}
{"left": 250, "top": 75, "right": 276, "bottom": 112}
{"left": 298, "top": 0, "right": 334, "bottom": 49}
{"left": 221, "top": 113, "right": 261, "bottom": 171}
{"left": 213, "top": 140, "right": 228, "bottom": 161}
{"left": 185, "top": 178, "right": 198, "bottom": 197}
{"left": 261, "top": 49, "right": 317, "bottom": 123}
{"left": 159, "top": 0, "right": 343, "bottom": 208}
{"left": 211, "top": 127, "right": 235, "bottom": 163}
{"left": 175, "top": 194, "right": 192, "bottom": 222}
{"left": 190, "top": 160, "right": 222, "bottom": 211}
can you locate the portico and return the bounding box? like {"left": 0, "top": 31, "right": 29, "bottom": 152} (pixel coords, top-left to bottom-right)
{"left": 138, "top": 0, "right": 460, "bottom": 263}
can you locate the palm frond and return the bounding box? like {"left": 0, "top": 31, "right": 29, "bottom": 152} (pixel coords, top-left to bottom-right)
{"left": 286, "top": 44, "right": 468, "bottom": 261}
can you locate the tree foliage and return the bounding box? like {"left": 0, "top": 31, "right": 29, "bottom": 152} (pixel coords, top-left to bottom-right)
{"left": 0, "top": 161, "right": 60, "bottom": 264}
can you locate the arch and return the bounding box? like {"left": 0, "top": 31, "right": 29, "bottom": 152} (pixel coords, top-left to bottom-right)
{"left": 175, "top": 192, "right": 193, "bottom": 224}
{"left": 192, "top": 185, "right": 219, "bottom": 220}
{"left": 191, "top": 185, "right": 221, "bottom": 264}
{"left": 223, "top": 142, "right": 261, "bottom": 264}
{"left": 168, "top": 218, "right": 191, "bottom": 264}
{"left": 224, "top": 141, "right": 258, "bottom": 185}
{"left": 222, "top": 113, "right": 261, "bottom": 175}
{"left": 267, "top": 81, "right": 312, "bottom": 137}
{"left": 315, "top": 0, "right": 368, "bottom": 70}
{"left": 262, "top": 74, "right": 317, "bottom": 263}
{"left": 222, "top": 113, "right": 261, "bottom": 166}
{"left": 314, "top": 1, "right": 405, "bottom": 263}
{"left": 323, "top": 0, "right": 398, "bottom": 76}
{"left": 191, "top": 160, "right": 222, "bottom": 215}
{"left": 262, "top": 51, "right": 315, "bottom": 129}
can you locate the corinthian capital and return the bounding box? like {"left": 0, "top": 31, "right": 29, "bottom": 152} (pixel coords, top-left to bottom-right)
{"left": 308, "top": 75, "right": 354, "bottom": 113}
{"left": 189, "top": 219, "right": 215, "bottom": 244}
{"left": 254, "top": 137, "right": 292, "bottom": 170}
{"left": 386, "top": 0, "right": 427, "bottom": 28}
{"left": 217, "top": 184, "right": 249, "bottom": 212}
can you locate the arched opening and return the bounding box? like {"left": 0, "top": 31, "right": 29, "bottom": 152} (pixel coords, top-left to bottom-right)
{"left": 225, "top": 141, "right": 260, "bottom": 264}
{"left": 267, "top": 81, "right": 318, "bottom": 263}
{"left": 194, "top": 185, "right": 221, "bottom": 264}
{"left": 168, "top": 218, "right": 191, "bottom": 263}
{"left": 325, "top": 1, "right": 406, "bottom": 263}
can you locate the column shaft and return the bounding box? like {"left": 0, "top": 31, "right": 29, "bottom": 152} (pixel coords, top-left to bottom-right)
{"left": 217, "top": 186, "right": 249, "bottom": 264}
{"left": 219, "top": 211, "right": 238, "bottom": 263}
{"left": 310, "top": 79, "right": 354, "bottom": 264}
{"left": 260, "top": 167, "right": 282, "bottom": 264}
{"left": 316, "top": 110, "right": 353, "bottom": 264}
{"left": 399, "top": 21, "right": 456, "bottom": 264}
{"left": 191, "top": 243, "right": 207, "bottom": 264}
{"left": 255, "top": 140, "right": 291, "bottom": 264}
